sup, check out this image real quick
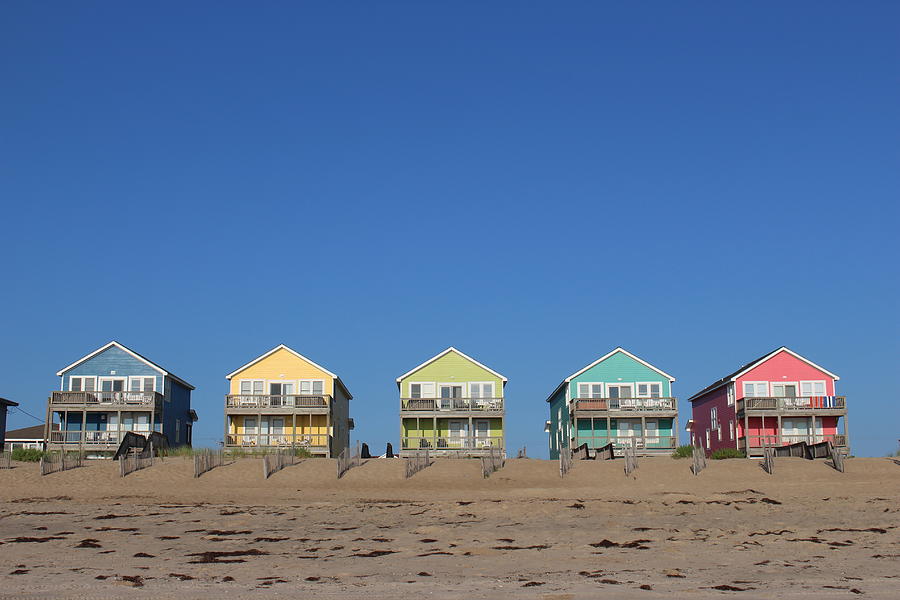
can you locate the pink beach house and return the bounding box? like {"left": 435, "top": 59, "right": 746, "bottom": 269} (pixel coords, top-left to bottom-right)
{"left": 688, "top": 347, "right": 848, "bottom": 457}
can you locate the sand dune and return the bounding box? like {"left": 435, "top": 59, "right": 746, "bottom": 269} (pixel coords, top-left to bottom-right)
{"left": 1, "top": 456, "right": 897, "bottom": 598}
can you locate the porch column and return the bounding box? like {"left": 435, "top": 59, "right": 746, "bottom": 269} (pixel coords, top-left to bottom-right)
{"left": 80, "top": 410, "right": 87, "bottom": 452}
{"left": 468, "top": 416, "right": 473, "bottom": 450}
{"left": 292, "top": 413, "right": 296, "bottom": 447}
{"left": 117, "top": 410, "right": 122, "bottom": 448}
{"left": 258, "top": 412, "right": 262, "bottom": 447}
{"left": 433, "top": 416, "right": 437, "bottom": 449}
{"left": 776, "top": 415, "right": 782, "bottom": 446}
{"left": 641, "top": 416, "right": 646, "bottom": 451}
{"left": 673, "top": 414, "right": 679, "bottom": 447}
{"left": 606, "top": 416, "right": 611, "bottom": 445}
{"left": 743, "top": 413, "right": 749, "bottom": 454}
{"left": 842, "top": 412, "right": 850, "bottom": 452}
{"left": 224, "top": 413, "right": 229, "bottom": 448}
{"left": 326, "top": 413, "right": 332, "bottom": 458}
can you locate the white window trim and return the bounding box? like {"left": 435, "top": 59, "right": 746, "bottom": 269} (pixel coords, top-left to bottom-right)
{"left": 469, "top": 381, "right": 496, "bottom": 398}
{"left": 606, "top": 383, "right": 634, "bottom": 397}
{"left": 239, "top": 379, "right": 265, "bottom": 394}
{"left": 575, "top": 382, "right": 604, "bottom": 399}
{"left": 770, "top": 381, "right": 799, "bottom": 397}
{"left": 268, "top": 381, "right": 296, "bottom": 395}
{"left": 299, "top": 379, "right": 326, "bottom": 395}
{"left": 69, "top": 376, "right": 97, "bottom": 391}
{"left": 438, "top": 383, "right": 465, "bottom": 397}
{"left": 98, "top": 376, "right": 127, "bottom": 391}
{"left": 742, "top": 381, "right": 769, "bottom": 397}
{"left": 128, "top": 376, "right": 156, "bottom": 392}
{"left": 726, "top": 384, "right": 735, "bottom": 406}
{"left": 407, "top": 381, "right": 435, "bottom": 398}
{"left": 635, "top": 382, "right": 663, "bottom": 398}
{"left": 799, "top": 380, "right": 828, "bottom": 396}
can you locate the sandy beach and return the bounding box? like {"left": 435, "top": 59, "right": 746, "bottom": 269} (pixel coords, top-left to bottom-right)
{"left": 1, "top": 456, "right": 897, "bottom": 599}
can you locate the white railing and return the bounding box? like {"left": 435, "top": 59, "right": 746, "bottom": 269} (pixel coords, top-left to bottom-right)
{"left": 740, "top": 434, "right": 847, "bottom": 449}
{"left": 49, "top": 430, "right": 126, "bottom": 446}
{"left": 574, "top": 397, "right": 676, "bottom": 411}
{"left": 573, "top": 435, "right": 677, "bottom": 450}
{"left": 400, "top": 398, "right": 504, "bottom": 412}
{"left": 50, "top": 391, "right": 162, "bottom": 407}
{"left": 401, "top": 435, "right": 504, "bottom": 452}
{"left": 224, "top": 433, "right": 330, "bottom": 448}
{"left": 740, "top": 396, "right": 846, "bottom": 411}
{"left": 225, "top": 395, "right": 329, "bottom": 409}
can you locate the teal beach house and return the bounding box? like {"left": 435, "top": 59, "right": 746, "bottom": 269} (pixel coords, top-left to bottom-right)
{"left": 546, "top": 348, "right": 678, "bottom": 458}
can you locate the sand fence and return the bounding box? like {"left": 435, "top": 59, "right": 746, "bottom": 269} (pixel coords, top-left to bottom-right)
{"left": 0, "top": 451, "right": 10, "bottom": 469}
{"left": 262, "top": 449, "right": 299, "bottom": 479}
{"left": 337, "top": 442, "right": 363, "bottom": 478}
{"left": 120, "top": 444, "right": 154, "bottom": 477}
{"left": 559, "top": 446, "right": 573, "bottom": 477}
{"left": 691, "top": 445, "right": 707, "bottom": 475}
{"left": 623, "top": 445, "right": 638, "bottom": 475}
{"left": 404, "top": 449, "right": 431, "bottom": 478}
{"left": 480, "top": 446, "right": 505, "bottom": 478}
{"left": 193, "top": 449, "right": 227, "bottom": 478}
{"left": 40, "top": 450, "right": 84, "bottom": 476}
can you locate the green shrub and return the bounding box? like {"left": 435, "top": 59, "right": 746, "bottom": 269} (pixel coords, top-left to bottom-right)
{"left": 12, "top": 448, "right": 46, "bottom": 462}
{"left": 710, "top": 448, "right": 746, "bottom": 460}
{"left": 671, "top": 445, "right": 694, "bottom": 459}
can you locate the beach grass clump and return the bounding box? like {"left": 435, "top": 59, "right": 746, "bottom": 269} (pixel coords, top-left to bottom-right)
{"left": 710, "top": 448, "right": 745, "bottom": 460}
{"left": 11, "top": 448, "right": 46, "bottom": 462}
{"left": 671, "top": 445, "right": 693, "bottom": 459}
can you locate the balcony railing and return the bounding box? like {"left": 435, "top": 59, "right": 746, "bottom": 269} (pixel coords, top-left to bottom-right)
{"left": 400, "top": 435, "right": 504, "bottom": 451}
{"left": 739, "top": 433, "right": 847, "bottom": 448}
{"left": 400, "top": 397, "right": 504, "bottom": 412}
{"left": 738, "top": 396, "right": 846, "bottom": 412}
{"left": 49, "top": 430, "right": 150, "bottom": 446}
{"left": 50, "top": 391, "right": 163, "bottom": 409}
{"left": 225, "top": 394, "right": 330, "bottom": 409}
{"left": 224, "top": 433, "right": 330, "bottom": 448}
{"left": 573, "top": 435, "right": 677, "bottom": 450}
{"left": 573, "top": 397, "right": 676, "bottom": 412}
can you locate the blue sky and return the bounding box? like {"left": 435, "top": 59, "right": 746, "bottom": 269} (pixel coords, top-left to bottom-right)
{"left": 1, "top": 3, "right": 897, "bottom": 457}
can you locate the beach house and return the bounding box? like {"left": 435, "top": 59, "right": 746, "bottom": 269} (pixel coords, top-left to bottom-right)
{"left": 47, "top": 341, "right": 196, "bottom": 455}
{"left": 687, "top": 347, "right": 848, "bottom": 456}
{"left": 398, "top": 347, "right": 506, "bottom": 457}
{"left": 224, "top": 344, "right": 352, "bottom": 457}
{"left": 546, "top": 348, "right": 678, "bottom": 458}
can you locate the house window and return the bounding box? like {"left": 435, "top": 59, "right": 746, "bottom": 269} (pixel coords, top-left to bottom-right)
{"left": 70, "top": 376, "right": 96, "bottom": 392}
{"left": 130, "top": 377, "right": 155, "bottom": 392}
{"left": 577, "top": 383, "right": 603, "bottom": 398}
{"left": 800, "top": 381, "right": 827, "bottom": 396}
{"left": 771, "top": 383, "right": 798, "bottom": 398}
{"left": 240, "top": 380, "right": 264, "bottom": 395}
{"left": 409, "top": 382, "right": 435, "bottom": 398}
{"left": 710, "top": 406, "right": 718, "bottom": 427}
{"left": 607, "top": 384, "right": 633, "bottom": 399}
{"left": 743, "top": 382, "right": 769, "bottom": 397}
{"left": 636, "top": 383, "right": 662, "bottom": 398}
{"left": 705, "top": 429, "right": 710, "bottom": 449}
{"left": 727, "top": 385, "right": 735, "bottom": 406}
{"left": 729, "top": 420, "right": 735, "bottom": 441}
{"left": 300, "top": 380, "right": 325, "bottom": 395}
{"left": 470, "top": 382, "right": 494, "bottom": 399}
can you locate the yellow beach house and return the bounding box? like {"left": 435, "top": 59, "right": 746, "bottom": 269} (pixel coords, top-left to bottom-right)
{"left": 224, "top": 344, "right": 352, "bottom": 457}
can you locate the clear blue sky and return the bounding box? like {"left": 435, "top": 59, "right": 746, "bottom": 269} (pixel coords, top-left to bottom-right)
{"left": 1, "top": 3, "right": 898, "bottom": 457}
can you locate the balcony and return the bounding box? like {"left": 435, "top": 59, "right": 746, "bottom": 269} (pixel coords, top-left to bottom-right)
{"left": 738, "top": 396, "right": 846, "bottom": 413}
{"left": 400, "top": 435, "right": 504, "bottom": 454}
{"left": 48, "top": 430, "right": 151, "bottom": 447}
{"left": 224, "top": 433, "right": 330, "bottom": 449}
{"left": 573, "top": 397, "right": 677, "bottom": 413}
{"left": 573, "top": 435, "right": 677, "bottom": 452}
{"left": 739, "top": 433, "right": 847, "bottom": 449}
{"left": 50, "top": 391, "right": 163, "bottom": 410}
{"left": 225, "top": 394, "right": 330, "bottom": 411}
{"left": 400, "top": 397, "right": 504, "bottom": 413}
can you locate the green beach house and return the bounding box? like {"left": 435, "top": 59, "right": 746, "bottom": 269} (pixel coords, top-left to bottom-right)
{"left": 546, "top": 347, "right": 678, "bottom": 458}
{"left": 397, "top": 347, "right": 506, "bottom": 457}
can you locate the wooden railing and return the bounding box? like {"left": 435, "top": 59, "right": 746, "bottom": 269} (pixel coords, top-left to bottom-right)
{"left": 401, "top": 435, "right": 504, "bottom": 451}
{"left": 400, "top": 397, "right": 504, "bottom": 412}
{"left": 573, "top": 435, "right": 677, "bottom": 450}
{"left": 50, "top": 391, "right": 163, "bottom": 408}
{"left": 224, "top": 433, "right": 330, "bottom": 448}
{"left": 573, "top": 397, "right": 676, "bottom": 412}
{"left": 740, "top": 433, "right": 847, "bottom": 448}
{"left": 225, "top": 394, "right": 330, "bottom": 409}
{"left": 738, "top": 396, "right": 846, "bottom": 411}
{"left": 49, "top": 430, "right": 129, "bottom": 445}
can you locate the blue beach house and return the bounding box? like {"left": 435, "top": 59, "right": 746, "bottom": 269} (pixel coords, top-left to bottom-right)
{"left": 47, "top": 341, "right": 197, "bottom": 455}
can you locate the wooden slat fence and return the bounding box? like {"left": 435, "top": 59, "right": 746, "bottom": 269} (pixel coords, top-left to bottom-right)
{"left": 761, "top": 446, "right": 775, "bottom": 475}
{"left": 337, "top": 441, "right": 362, "bottom": 479}
{"left": 1, "top": 451, "right": 10, "bottom": 469}
{"left": 572, "top": 443, "right": 591, "bottom": 461}
{"left": 829, "top": 441, "right": 845, "bottom": 473}
{"left": 516, "top": 446, "right": 527, "bottom": 459}
{"left": 559, "top": 446, "right": 573, "bottom": 477}
{"left": 193, "top": 449, "right": 226, "bottom": 478}
{"left": 691, "top": 445, "right": 707, "bottom": 475}
{"left": 262, "top": 448, "right": 297, "bottom": 479}
{"left": 623, "top": 445, "right": 638, "bottom": 476}
{"left": 120, "top": 444, "right": 154, "bottom": 477}
{"left": 594, "top": 442, "right": 615, "bottom": 461}
{"left": 773, "top": 441, "right": 808, "bottom": 458}
{"left": 40, "top": 451, "right": 84, "bottom": 476}
{"left": 481, "top": 446, "right": 505, "bottom": 478}
{"left": 404, "top": 449, "right": 431, "bottom": 478}
{"left": 806, "top": 441, "right": 831, "bottom": 459}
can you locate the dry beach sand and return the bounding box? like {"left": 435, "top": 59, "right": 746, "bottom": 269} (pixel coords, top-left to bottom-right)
{"left": 0, "top": 456, "right": 898, "bottom": 599}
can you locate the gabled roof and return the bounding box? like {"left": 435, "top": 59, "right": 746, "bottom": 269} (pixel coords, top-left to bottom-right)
{"left": 55, "top": 341, "right": 195, "bottom": 390}
{"left": 687, "top": 346, "right": 840, "bottom": 402}
{"left": 395, "top": 347, "right": 508, "bottom": 383}
{"left": 4, "top": 423, "right": 56, "bottom": 440}
{"left": 226, "top": 344, "right": 352, "bottom": 400}
{"left": 545, "top": 347, "right": 675, "bottom": 402}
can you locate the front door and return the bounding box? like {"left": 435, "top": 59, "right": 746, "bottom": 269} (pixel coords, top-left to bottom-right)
{"left": 449, "top": 420, "right": 469, "bottom": 448}
{"left": 607, "top": 384, "right": 634, "bottom": 408}
{"left": 644, "top": 419, "right": 658, "bottom": 446}
{"left": 99, "top": 377, "right": 125, "bottom": 402}
{"left": 269, "top": 382, "right": 295, "bottom": 407}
